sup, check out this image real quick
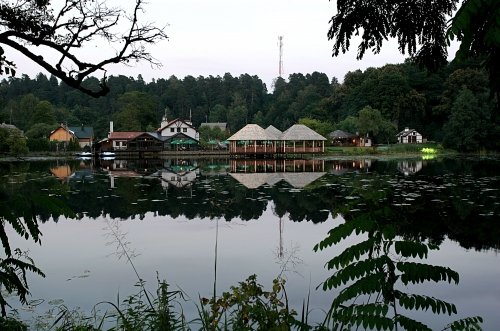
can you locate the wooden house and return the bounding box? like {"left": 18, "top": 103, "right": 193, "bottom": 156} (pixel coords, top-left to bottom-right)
{"left": 70, "top": 126, "right": 94, "bottom": 148}
{"left": 49, "top": 125, "right": 76, "bottom": 144}
{"left": 396, "top": 127, "right": 423, "bottom": 144}
{"left": 158, "top": 116, "right": 199, "bottom": 141}
{"left": 108, "top": 131, "right": 142, "bottom": 150}
{"left": 49, "top": 124, "right": 94, "bottom": 149}
{"left": 163, "top": 132, "right": 200, "bottom": 151}
{"left": 127, "top": 132, "right": 163, "bottom": 151}
{"left": 329, "top": 130, "right": 357, "bottom": 146}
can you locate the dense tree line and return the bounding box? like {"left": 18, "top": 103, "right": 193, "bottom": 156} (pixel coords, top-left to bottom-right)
{"left": 0, "top": 59, "right": 498, "bottom": 152}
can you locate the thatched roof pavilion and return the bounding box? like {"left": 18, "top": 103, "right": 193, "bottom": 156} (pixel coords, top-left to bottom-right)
{"left": 228, "top": 123, "right": 326, "bottom": 156}
{"left": 229, "top": 172, "right": 327, "bottom": 189}
{"left": 281, "top": 124, "right": 327, "bottom": 141}
{"left": 265, "top": 125, "right": 282, "bottom": 140}
{"left": 227, "top": 124, "right": 278, "bottom": 155}
{"left": 227, "top": 124, "right": 274, "bottom": 141}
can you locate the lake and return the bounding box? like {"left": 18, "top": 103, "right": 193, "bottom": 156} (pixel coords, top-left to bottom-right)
{"left": 2, "top": 156, "right": 499, "bottom": 330}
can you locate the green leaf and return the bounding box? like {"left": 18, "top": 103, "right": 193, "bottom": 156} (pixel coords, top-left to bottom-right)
{"left": 394, "top": 240, "right": 430, "bottom": 259}
{"left": 396, "top": 314, "right": 432, "bottom": 331}
{"left": 397, "top": 262, "right": 459, "bottom": 285}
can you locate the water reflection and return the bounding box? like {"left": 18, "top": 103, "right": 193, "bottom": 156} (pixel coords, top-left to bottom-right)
{"left": 397, "top": 159, "right": 423, "bottom": 175}
{"left": 330, "top": 159, "right": 372, "bottom": 175}
{"left": 1, "top": 156, "right": 499, "bottom": 328}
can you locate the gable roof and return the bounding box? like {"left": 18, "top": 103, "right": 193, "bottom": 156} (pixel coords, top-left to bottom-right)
{"left": 0, "top": 122, "right": 22, "bottom": 132}
{"left": 227, "top": 124, "right": 275, "bottom": 141}
{"left": 281, "top": 124, "right": 326, "bottom": 141}
{"left": 396, "top": 128, "right": 422, "bottom": 137}
{"left": 128, "top": 132, "right": 163, "bottom": 141}
{"left": 329, "top": 130, "right": 356, "bottom": 139}
{"left": 68, "top": 126, "right": 93, "bottom": 139}
{"left": 164, "top": 132, "right": 200, "bottom": 143}
{"left": 158, "top": 118, "right": 196, "bottom": 132}
{"left": 109, "top": 131, "right": 143, "bottom": 140}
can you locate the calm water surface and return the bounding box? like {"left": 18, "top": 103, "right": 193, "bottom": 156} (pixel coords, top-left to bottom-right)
{"left": 2, "top": 156, "right": 499, "bottom": 329}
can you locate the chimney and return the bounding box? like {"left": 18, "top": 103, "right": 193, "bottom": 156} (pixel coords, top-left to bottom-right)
{"left": 109, "top": 121, "right": 114, "bottom": 138}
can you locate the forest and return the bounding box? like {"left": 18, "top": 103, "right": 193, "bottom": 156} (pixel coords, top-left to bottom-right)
{"left": 0, "top": 58, "right": 498, "bottom": 152}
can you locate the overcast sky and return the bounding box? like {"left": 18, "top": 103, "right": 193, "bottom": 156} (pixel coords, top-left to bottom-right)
{"left": 8, "top": 0, "right": 413, "bottom": 90}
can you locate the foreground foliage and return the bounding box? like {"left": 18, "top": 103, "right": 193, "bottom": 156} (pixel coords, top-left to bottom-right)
{"left": 314, "top": 184, "right": 483, "bottom": 330}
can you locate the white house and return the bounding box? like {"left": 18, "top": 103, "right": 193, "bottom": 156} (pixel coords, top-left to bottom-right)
{"left": 157, "top": 115, "right": 199, "bottom": 141}
{"left": 396, "top": 127, "right": 423, "bottom": 144}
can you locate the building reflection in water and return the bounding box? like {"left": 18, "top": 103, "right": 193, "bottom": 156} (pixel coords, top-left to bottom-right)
{"left": 155, "top": 160, "right": 199, "bottom": 189}
{"left": 229, "top": 159, "right": 326, "bottom": 189}
{"left": 397, "top": 159, "right": 423, "bottom": 175}
{"left": 329, "top": 159, "right": 372, "bottom": 175}
{"left": 50, "top": 164, "right": 73, "bottom": 183}
{"left": 100, "top": 158, "right": 201, "bottom": 190}
{"left": 50, "top": 160, "right": 93, "bottom": 183}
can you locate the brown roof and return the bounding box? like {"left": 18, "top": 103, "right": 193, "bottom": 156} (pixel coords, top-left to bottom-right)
{"left": 109, "top": 132, "right": 143, "bottom": 140}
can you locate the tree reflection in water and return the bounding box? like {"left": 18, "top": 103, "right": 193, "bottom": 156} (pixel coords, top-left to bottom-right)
{"left": 0, "top": 157, "right": 498, "bottom": 328}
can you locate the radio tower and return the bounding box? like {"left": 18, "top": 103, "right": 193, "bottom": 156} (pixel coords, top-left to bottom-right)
{"left": 278, "top": 36, "right": 284, "bottom": 77}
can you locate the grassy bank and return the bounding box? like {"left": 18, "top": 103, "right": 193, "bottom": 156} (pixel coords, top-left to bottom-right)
{"left": 324, "top": 143, "right": 452, "bottom": 157}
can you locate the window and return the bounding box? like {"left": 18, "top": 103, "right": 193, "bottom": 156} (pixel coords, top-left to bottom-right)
{"left": 183, "top": 128, "right": 187, "bottom": 132}
{"left": 170, "top": 128, "right": 175, "bottom": 133}
{"left": 177, "top": 127, "right": 181, "bottom": 132}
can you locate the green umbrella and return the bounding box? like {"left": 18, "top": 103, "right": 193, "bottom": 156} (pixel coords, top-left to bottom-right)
{"left": 171, "top": 138, "right": 197, "bottom": 145}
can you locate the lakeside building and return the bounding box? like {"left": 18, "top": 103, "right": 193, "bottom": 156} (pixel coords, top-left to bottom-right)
{"left": 49, "top": 124, "right": 94, "bottom": 149}
{"left": 227, "top": 124, "right": 326, "bottom": 157}
{"left": 98, "top": 119, "right": 200, "bottom": 153}
{"left": 328, "top": 130, "right": 372, "bottom": 147}
{"left": 396, "top": 127, "right": 424, "bottom": 144}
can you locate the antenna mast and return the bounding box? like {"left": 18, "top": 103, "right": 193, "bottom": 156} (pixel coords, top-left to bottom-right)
{"left": 278, "top": 35, "right": 284, "bottom": 77}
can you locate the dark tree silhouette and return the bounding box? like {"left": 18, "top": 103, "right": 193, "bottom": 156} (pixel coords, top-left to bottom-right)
{"left": 0, "top": 0, "right": 168, "bottom": 97}
{"left": 328, "top": 0, "right": 500, "bottom": 102}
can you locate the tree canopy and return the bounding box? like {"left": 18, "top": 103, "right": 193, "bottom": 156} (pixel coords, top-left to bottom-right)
{"left": 328, "top": 0, "right": 500, "bottom": 103}
{"left": 0, "top": 0, "right": 167, "bottom": 97}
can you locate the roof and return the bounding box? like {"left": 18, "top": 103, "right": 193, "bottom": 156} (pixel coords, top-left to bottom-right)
{"left": 227, "top": 124, "right": 275, "bottom": 141}
{"left": 157, "top": 118, "right": 196, "bottom": 132}
{"left": 164, "top": 132, "right": 200, "bottom": 143}
{"left": 49, "top": 125, "right": 74, "bottom": 137}
{"left": 329, "top": 130, "right": 356, "bottom": 139}
{"left": 0, "top": 122, "right": 21, "bottom": 131}
{"left": 128, "top": 132, "right": 164, "bottom": 141}
{"left": 109, "top": 131, "right": 143, "bottom": 140}
{"left": 265, "top": 125, "right": 282, "bottom": 140}
{"left": 396, "top": 128, "right": 422, "bottom": 137}
{"left": 200, "top": 122, "right": 227, "bottom": 130}
{"left": 281, "top": 124, "right": 326, "bottom": 141}
{"left": 68, "top": 126, "right": 94, "bottom": 139}
{"left": 229, "top": 172, "right": 327, "bottom": 189}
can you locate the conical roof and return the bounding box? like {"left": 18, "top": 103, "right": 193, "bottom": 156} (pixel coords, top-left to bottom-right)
{"left": 265, "top": 125, "right": 282, "bottom": 140}
{"left": 227, "top": 124, "right": 274, "bottom": 141}
{"left": 281, "top": 124, "right": 326, "bottom": 141}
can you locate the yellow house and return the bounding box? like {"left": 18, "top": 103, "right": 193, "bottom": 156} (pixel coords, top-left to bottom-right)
{"left": 49, "top": 124, "right": 94, "bottom": 148}
{"left": 49, "top": 125, "right": 76, "bottom": 142}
